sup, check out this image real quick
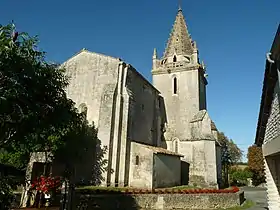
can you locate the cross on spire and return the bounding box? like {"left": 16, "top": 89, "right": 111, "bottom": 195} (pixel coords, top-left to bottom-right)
{"left": 178, "top": 0, "right": 182, "bottom": 11}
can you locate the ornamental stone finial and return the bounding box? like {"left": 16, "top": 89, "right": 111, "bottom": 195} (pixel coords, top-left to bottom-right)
{"left": 153, "top": 48, "right": 157, "bottom": 59}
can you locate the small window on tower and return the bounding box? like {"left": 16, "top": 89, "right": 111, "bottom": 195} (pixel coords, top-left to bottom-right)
{"left": 173, "top": 55, "right": 177, "bottom": 62}
{"left": 173, "top": 77, "right": 178, "bottom": 94}
{"left": 135, "top": 156, "right": 139, "bottom": 165}
{"left": 175, "top": 141, "right": 178, "bottom": 153}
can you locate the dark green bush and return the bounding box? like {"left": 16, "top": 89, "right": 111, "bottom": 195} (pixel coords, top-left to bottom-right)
{"left": 229, "top": 168, "right": 252, "bottom": 186}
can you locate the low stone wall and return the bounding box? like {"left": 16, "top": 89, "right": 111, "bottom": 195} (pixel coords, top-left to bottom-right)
{"left": 73, "top": 191, "right": 245, "bottom": 210}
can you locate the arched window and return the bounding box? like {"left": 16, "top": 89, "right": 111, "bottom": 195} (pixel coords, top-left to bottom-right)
{"left": 135, "top": 156, "right": 139, "bottom": 165}
{"left": 173, "top": 77, "right": 178, "bottom": 94}
{"left": 173, "top": 55, "right": 177, "bottom": 62}
{"left": 172, "top": 138, "right": 179, "bottom": 153}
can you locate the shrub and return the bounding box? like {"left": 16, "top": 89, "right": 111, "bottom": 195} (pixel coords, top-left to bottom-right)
{"left": 230, "top": 168, "right": 252, "bottom": 186}
{"left": 0, "top": 176, "right": 15, "bottom": 210}
{"left": 247, "top": 145, "right": 266, "bottom": 186}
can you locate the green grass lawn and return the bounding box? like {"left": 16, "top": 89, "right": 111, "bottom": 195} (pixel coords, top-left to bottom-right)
{"left": 217, "top": 200, "right": 255, "bottom": 210}
{"left": 76, "top": 185, "right": 234, "bottom": 191}
{"left": 75, "top": 185, "right": 204, "bottom": 192}
{"left": 76, "top": 185, "right": 129, "bottom": 191}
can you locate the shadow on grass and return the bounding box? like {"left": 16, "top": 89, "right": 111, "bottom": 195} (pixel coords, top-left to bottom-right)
{"left": 74, "top": 189, "right": 139, "bottom": 210}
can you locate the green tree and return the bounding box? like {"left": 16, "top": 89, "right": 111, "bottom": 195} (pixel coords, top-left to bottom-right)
{"left": 229, "top": 166, "right": 252, "bottom": 186}
{"left": 218, "top": 132, "right": 243, "bottom": 187}
{"left": 247, "top": 145, "right": 265, "bottom": 186}
{"left": 0, "top": 23, "right": 79, "bottom": 167}
{"left": 0, "top": 23, "right": 107, "bottom": 208}
{"left": 218, "top": 132, "right": 243, "bottom": 164}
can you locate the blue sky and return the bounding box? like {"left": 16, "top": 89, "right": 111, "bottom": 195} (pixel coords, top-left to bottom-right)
{"left": 1, "top": 0, "right": 279, "bottom": 160}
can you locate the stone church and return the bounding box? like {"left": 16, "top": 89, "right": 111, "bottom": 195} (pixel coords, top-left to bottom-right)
{"left": 61, "top": 7, "right": 222, "bottom": 189}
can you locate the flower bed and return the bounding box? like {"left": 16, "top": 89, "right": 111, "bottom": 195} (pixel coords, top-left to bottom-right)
{"left": 123, "top": 186, "right": 239, "bottom": 194}
{"left": 77, "top": 186, "right": 239, "bottom": 195}
{"left": 25, "top": 175, "right": 62, "bottom": 208}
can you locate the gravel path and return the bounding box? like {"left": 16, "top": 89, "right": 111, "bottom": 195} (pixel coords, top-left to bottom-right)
{"left": 241, "top": 187, "right": 268, "bottom": 210}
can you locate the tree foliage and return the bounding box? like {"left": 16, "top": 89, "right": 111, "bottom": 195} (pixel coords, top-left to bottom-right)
{"left": 0, "top": 23, "right": 108, "bottom": 208}
{"left": 247, "top": 145, "right": 265, "bottom": 186}
{"left": 218, "top": 132, "right": 243, "bottom": 165}
{"left": 229, "top": 166, "right": 252, "bottom": 186}
{"left": 0, "top": 23, "right": 78, "bottom": 155}
{"left": 218, "top": 132, "right": 243, "bottom": 188}
{"left": 0, "top": 23, "right": 85, "bottom": 171}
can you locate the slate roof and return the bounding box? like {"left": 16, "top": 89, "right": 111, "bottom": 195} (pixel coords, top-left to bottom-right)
{"left": 255, "top": 24, "right": 280, "bottom": 146}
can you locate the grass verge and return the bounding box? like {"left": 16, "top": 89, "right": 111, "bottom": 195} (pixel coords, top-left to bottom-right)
{"left": 76, "top": 185, "right": 202, "bottom": 191}
{"left": 218, "top": 200, "right": 255, "bottom": 210}
{"left": 76, "top": 185, "right": 128, "bottom": 192}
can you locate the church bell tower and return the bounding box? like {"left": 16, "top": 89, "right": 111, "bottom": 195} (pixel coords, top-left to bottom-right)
{"left": 152, "top": 6, "right": 208, "bottom": 145}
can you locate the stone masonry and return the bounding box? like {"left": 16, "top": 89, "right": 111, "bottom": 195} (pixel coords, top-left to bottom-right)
{"left": 264, "top": 85, "right": 280, "bottom": 144}
{"left": 151, "top": 8, "right": 221, "bottom": 187}
{"left": 25, "top": 7, "right": 222, "bottom": 190}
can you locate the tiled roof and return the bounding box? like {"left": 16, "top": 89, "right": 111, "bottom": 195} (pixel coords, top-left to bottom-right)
{"left": 142, "top": 144, "right": 183, "bottom": 157}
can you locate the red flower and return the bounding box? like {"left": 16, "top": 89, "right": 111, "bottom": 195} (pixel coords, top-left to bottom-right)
{"left": 232, "top": 186, "right": 239, "bottom": 193}
{"left": 30, "top": 175, "right": 62, "bottom": 194}
{"left": 183, "top": 189, "right": 190, "bottom": 194}
{"left": 194, "top": 189, "right": 200, "bottom": 194}
{"left": 144, "top": 189, "right": 150, "bottom": 194}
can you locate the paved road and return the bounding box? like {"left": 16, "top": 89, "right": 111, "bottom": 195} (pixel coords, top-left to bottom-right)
{"left": 241, "top": 187, "right": 268, "bottom": 210}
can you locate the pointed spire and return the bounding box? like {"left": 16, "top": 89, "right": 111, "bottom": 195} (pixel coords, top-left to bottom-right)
{"left": 153, "top": 48, "right": 157, "bottom": 59}
{"left": 163, "top": 8, "right": 194, "bottom": 58}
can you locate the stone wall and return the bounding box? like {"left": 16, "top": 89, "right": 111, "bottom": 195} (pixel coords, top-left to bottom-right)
{"left": 153, "top": 154, "right": 181, "bottom": 188}
{"left": 63, "top": 50, "right": 120, "bottom": 127}
{"left": 129, "top": 142, "right": 154, "bottom": 188}
{"left": 264, "top": 85, "right": 280, "bottom": 144}
{"left": 73, "top": 191, "right": 244, "bottom": 210}
{"left": 126, "top": 67, "right": 161, "bottom": 146}
{"left": 152, "top": 69, "right": 201, "bottom": 142}
{"left": 62, "top": 50, "right": 121, "bottom": 186}
{"left": 129, "top": 142, "right": 182, "bottom": 189}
